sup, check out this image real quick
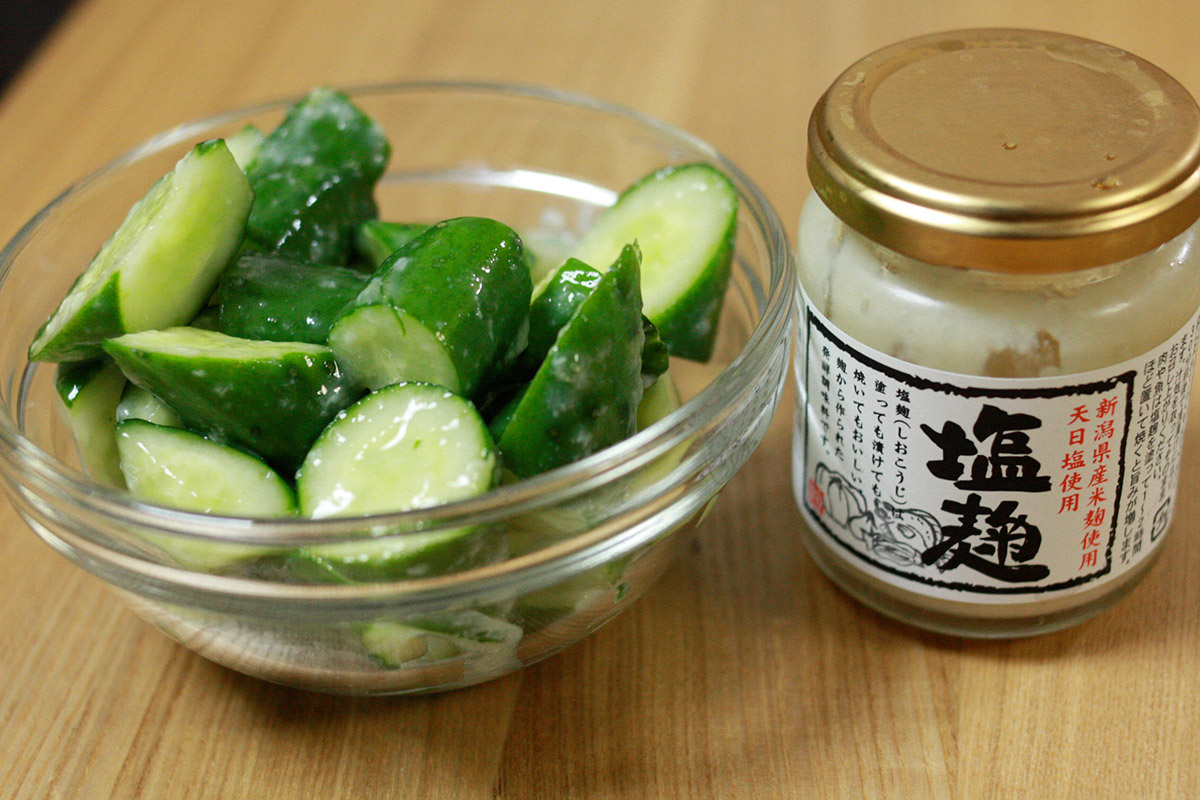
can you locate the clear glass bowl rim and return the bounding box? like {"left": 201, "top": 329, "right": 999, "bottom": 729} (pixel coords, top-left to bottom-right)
{"left": 0, "top": 80, "right": 794, "bottom": 600}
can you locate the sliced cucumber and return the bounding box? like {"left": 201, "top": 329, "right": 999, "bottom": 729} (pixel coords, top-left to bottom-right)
{"left": 292, "top": 382, "right": 500, "bottom": 581}
{"left": 244, "top": 87, "right": 390, "bottom": 265}
{"left": 116, "top": 419, "right": 295, "bottom": 516}
{"left": 361, "top": 610, "right": 523, "bottom": 669}
{"left": 632, "top": 372, "right": 689, "bottom": 488}
{"left": 636, "top": 369, "right": 682, "bottom": 431}
{"left": 215, "top": 254, "right": 370, "bottom": 344}
{"left": 497, "top": 244, "right": 645, "bottom": 478}
{"left": 283, "top": 530, "right": 504, "bottom": 583}
{"left": 502, "top": 259, "right": 668, "bottom": 397}
{"left": 511, "top": 571, "right": 611, "bottom": 632}
{"left": 328, "top": 217, "right": 532, "bottom": 396}
{"left": 327, "top": 304, "right": 460, "bottom": 392}
{"left": 514, "top": 258, "right": 602, "bottom": 378}
{"left": 504, "top": 372, "right": 683, "bottom": 555}
{"left": 55, "top": 359, "right": 126, "bottom": 488}
{"left": 571, "top": 163, "right": 738, "bottom": 362}
{"left": 354, "top": 220, "right": 429, "bottom": 269}
{"left": 115, "top": 383, "right": 181, "bottom": 428}
{"left": 116, "top": 419, "right": 294, "bottom": 569}
{"left": 297, "top": 382, "right": 497, "bottom": 517}
{"left": 104, "top": 327, "right": 361, "bottom": 475}
{"left": 360, "top": 621, "right": 460, "bottom": 666}
{"left": 224, "top": 124, "right": 265, "bottom": 171}
{"left": 29, "top": 139, "right": 252, "bottom": 362}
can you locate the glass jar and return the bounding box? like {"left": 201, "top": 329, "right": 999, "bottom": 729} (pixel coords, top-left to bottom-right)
{"left": 791, "top": 29, "right": 1200, "bottom": 637}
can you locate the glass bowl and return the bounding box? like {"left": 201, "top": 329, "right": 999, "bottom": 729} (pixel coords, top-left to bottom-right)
{"left": 0, "top": 81, "right": 793, "bottom": 694}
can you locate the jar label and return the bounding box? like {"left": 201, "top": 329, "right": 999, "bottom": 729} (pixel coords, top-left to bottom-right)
{"left": 793, "top": 291, "right": 1200, "bottom": 602}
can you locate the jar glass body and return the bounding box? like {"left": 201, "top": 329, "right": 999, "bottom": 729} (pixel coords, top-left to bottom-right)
{"left": 792, "top": 191, "right": 1200, "bottom": 637}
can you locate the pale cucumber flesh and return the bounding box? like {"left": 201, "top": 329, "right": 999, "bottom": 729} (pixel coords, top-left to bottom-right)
{"left": 115, "top": 384, "right": 182, "bottom": 428}
{"left": 571, "top": 163, "right": 737, "bottom": 361}
{"left": 326, "top": 304, "right": 461, "bottom": 392}
{"left": 116, "top": 419, "right": 296, "bottom": 517}
{"left": 297, "top": 382, "right": 496, "bottom": 519}
{"left": 55, "top": 360, "right": 127, "bottom": 488}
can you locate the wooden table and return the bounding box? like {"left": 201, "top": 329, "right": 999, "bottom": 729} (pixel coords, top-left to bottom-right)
{"left": 3, "top": 1, "right": 1199, "bottom": 797}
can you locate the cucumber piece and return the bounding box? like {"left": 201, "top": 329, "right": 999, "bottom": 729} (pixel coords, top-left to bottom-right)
{"left": 283, "top": 529, "right": 504, "bottom": 583}
{"left": 511, "top": 571, "right": 611, "bottom": 632}
{"left": 571, "top": 163, "right": 738, "bottom": 362}
{"left": 297, "top": 382, "right": 497, "bottom": 517}
{"left": 354, "top": 220, "right": 429, "bottom": 269}
{"left": 116, "top": 419, "right": 295, "bottom": 516}
{"left": 244, "top": 87, "right": 390, "bottom": 265}
{"left": 104, "top": 327, "right": 361, "bottom": 475}
{"left": 507, "top": 259, "right": 666, "bottom": 393}
{"left": 360, "top": 621, "right": 460, "bottom": 666}
{"left": 329, "top": 305, "right": 460, "bottom": 391}
{"left": 514, "top": 258, "right": 602, "bottom": 378}
{"left": 361, "top": 610, "right": 523, "bottom": 669}
{"left": 115, "top": 384, "right": 181, "bottom": 428}
{"left": 55, "top": 359, "right": 126, "bottom": 488}
{"left": 292, "top": 382, "right": 500, "bottom": 581}
{"left": 215, "top": 254, "right": 370, "bottom": 344}
{"left": 505, "top": 373, "right": 684, "bottom": 554}
{"left": 116, "top": 419, "right": 294, "bottom": 569}
{"left": 224, "top": 124, "right": 264, "bottom": 171}
{"left": 496, "top": 244, "right": 645, "bottom": 477}
{"left": 29, "top": 139, "right": 253, "bottom": 362}
{"left": 636, "top": 370, "right": 682, "bottom": 432}
{"left": 328, "top": 217, "right": 532, "bottom": 396}
{"left": 632, "top": 371, "right": 689, "bottom": 489}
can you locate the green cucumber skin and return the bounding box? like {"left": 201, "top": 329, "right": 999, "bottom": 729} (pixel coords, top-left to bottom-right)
{"left": 335, "top": 217, "right": 532, "bottom": 398}
{"left": 245, "top": 87, "right": 390, "bottom": 265}
{"left": 639, "top": 316, "right": 670, "bottom": 386}
{"left": 30, "top": 139, "right": 253, "bottom": 363}
{"left": 104, "top": 328, "right": 362, "bottom": 475}
{"left": 491, "top": 261, "right": 668, "bottom": 404}
{"left": 33, "top": 276, "right": 123, "bottom": 364}
{"left": 497, "top": 244, "right": 645, "bottom": 478}
{"left": 354, "top": 220, "right": 429, "bottom": 269}
{"left": 55, "top": 358, "right": 115, "bottom": 407}
{"left": 189, "top": 306, "right": 221, "bottom": 331}
{"left": 215, "top": 254, "right": 369, "bottom": 344}
{"left": 514, "top": 258, "right": 601, "bottom": 378}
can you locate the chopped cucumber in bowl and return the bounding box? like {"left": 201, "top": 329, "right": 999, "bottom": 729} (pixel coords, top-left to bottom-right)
{"left": 0, "top": 83, "right": 792, "bottom": 694}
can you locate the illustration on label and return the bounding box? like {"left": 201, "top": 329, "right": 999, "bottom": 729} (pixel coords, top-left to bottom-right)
{"left": 794, "top": 296, "right": 1200, "bottom": 601}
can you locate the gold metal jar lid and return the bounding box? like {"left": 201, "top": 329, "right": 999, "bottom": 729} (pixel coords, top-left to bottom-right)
{"left": 808, "top": 28, "right": 1200, "bottom": 272}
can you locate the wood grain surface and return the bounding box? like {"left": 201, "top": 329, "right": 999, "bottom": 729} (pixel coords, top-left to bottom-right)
{"left": 2, "top": 1, "right": 1199, "bottom": 798}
